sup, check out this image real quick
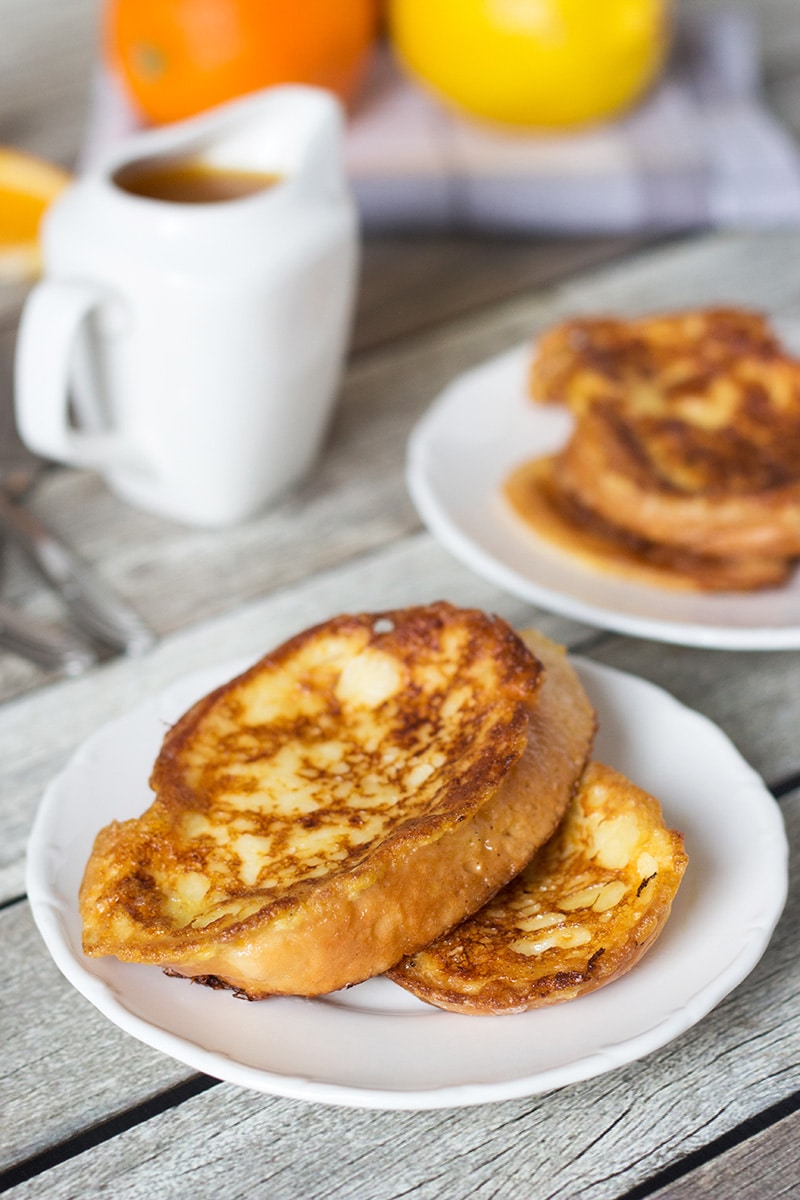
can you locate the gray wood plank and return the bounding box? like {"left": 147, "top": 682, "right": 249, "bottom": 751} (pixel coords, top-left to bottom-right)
{"left": 352, "top": 234, "right": 654, "bottom": 354}
{"left": 769, "top": 70, "right": 800, "bottom": 141}
{"left": 647, "top": 1110, "right": 800, "bottom": 1200}
{"left": 3, "top": 789, "right": 797, "bottom": 1198}
{"left": 0, "top": 900, "right": 191, "bottom": 1172}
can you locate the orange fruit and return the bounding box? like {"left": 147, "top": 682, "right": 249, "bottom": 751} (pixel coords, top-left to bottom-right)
{"left": 389, "top": 0, "right": 671, "bottom": 128}
{"left": 104, "top": 0, "right": 380, "bottom": 125}
{"left": 0, "top": 148, "right": 71, "bottom": 282}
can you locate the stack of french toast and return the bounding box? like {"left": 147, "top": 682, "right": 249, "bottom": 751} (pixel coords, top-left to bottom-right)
{"left": 80, "top": 602, "right": 686, "bottom": 1013}
{"left": 505, "top": 308, "right": 800, "bottom": 591}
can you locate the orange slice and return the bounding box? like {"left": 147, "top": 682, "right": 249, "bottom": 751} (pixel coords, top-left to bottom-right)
{"left": 0, "top": 148, "right": 71, "bottom": 282}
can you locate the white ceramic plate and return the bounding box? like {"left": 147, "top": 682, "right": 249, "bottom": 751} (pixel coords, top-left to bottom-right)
{"left": 406, "top": 343, "right": 800, "bottom": 649}
{"left": 27, "top": 657, "right": 787, "bottom": 1110}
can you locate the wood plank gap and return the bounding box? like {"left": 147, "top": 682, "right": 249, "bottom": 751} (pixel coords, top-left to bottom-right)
{"left": 772, "top": 771, "right": 800, "bottom": 801}
{"left": 0, "top": 1075, "right": 219, "bottom": 1194}
{"left": 614, "top": 1087, "right": 800, "bottom": 1200}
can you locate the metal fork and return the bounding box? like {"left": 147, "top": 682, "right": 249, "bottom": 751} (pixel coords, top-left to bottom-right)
{"left": 0, "top": 346, "right": 154, "bottom": 672}
{"left": 0, "top": 456, "right": 155, "bottom": 673}
{"left": 0, "top": 473, "right": 155, "bottom": 657}
{"left": 0, "top": 597, "right": 97, "bottom": 675}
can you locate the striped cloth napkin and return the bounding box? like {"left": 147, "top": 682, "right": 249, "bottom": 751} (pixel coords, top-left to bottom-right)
{"left": 346, "top": 8, "right": 800, "bottom": 233}
{"left": 83, "top": 8, "right": 800, "bottom": 234}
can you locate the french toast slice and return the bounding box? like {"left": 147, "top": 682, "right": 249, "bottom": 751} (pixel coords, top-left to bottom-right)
{"left": 517, "top": 308, "right": 800, "bottom": 585}
{"left": 554, "top": 389, "right": 800, "bottom": 561}
{"left": 528, "top": 308, "right": 781, "bottom": 416}
{"left": 504, "top": 456, "right": 794, "bottom": 592}
{"left": 79, "top": 605, "right": 595, "bottom": 999}
{"left": 387, "top": 762, "right": 688, "bottom": 1014}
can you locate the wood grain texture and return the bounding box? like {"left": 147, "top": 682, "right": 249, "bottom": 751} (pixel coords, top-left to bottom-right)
{"left": 646, "top": 1111, "right": 800, "bottom": 1200}
{"left": 0, "top": 901, "right": 191, "bottom": 1174}
{"left": 3, "top": 787, "right": 797, "bottom": 1198}
{"left": 352, "top": 235, "right": 656, "bottom": 354}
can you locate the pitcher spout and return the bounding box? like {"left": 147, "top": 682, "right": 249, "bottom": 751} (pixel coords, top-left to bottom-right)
{"left": 100, "top": 86, "right": 350, "bottom": 207}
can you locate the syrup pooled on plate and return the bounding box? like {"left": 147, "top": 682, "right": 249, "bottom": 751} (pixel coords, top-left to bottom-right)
{"left": 503, "top": 457, "right": 793, "bottom": 594}
{"left": 508, "top": 308, "right": 800, "bottom": 593}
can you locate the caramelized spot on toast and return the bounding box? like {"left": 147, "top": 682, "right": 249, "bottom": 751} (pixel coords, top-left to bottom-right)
{"left": 504, "top": 456, "right": 793, "bottom": 592}
{"left": 387, "top": 762, "right": 687, "bottom": 1014}
{"left": 528, "top": 308, "right": 781, "bottom": 417}
{"left": 511, "top": 308, "right": 800, "bottom": 584}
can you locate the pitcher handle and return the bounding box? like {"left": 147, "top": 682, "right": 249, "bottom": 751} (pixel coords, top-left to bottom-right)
{"left": 15, "top": 280, "right": 145, "bottom": 471}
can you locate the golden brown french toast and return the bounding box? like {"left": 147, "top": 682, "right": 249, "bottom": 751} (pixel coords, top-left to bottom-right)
{"left": 79, "top": 605, "right": 595, "bottom": 999}
{"left": 528, "top": 308, "right": 781, "bottom": 416}
{"left": 512, "top": 308, "right": 800, "bottom": 588}
{"left": 505, "top": 456, "right": 794, "bottom": 592}
{"left": 387, "top": 762, "right": 688, "bottom": 1014}
{"left": 553, "top": 378, "right": 800, "bottom": 561}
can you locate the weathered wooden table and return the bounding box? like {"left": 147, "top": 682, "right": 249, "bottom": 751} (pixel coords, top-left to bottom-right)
{"left": 2, "top": 1, "right": 799, "bottom": 1196}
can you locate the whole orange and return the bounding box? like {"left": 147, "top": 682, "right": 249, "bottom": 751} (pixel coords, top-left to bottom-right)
{"left": 104, "top": 0, "right": 379, "bottom": 125}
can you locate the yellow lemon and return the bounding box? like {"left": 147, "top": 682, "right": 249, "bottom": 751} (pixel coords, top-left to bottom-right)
{"left": 388, "top": 0, "right": 671, "bottom": 128}
{"left": 0, "top": 148, "right": 71, "bottom": 282}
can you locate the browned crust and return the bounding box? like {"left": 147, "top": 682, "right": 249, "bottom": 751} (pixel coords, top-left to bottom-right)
{"left": 387, "top": 762, "right": 688, "bottom": 1014}
{"left": 523, "top": 308, "right": 800, "bottom": 568}
{"left": 147, "top": 627, "right": 595, "bottom": 997}
{"left": 149, "top": 603, "right": 540, "bottom": 835}
{"left": 555, "top": 407, "right": 800, "bottom": 560}
{"left": 80, "top": 607, "right": 595, "bottom": 998}
{"left": 504, "top": 456, "right": 794, "bottom": 592}
{"left": 528, "top": 308, "right": 781, "bottom": 413}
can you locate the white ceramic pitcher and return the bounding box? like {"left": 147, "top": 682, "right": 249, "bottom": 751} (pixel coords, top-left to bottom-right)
{"left": 15, "top": 87, "right": 359, "bottom": 527}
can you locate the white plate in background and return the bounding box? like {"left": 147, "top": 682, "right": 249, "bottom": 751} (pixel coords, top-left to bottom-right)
{"left": 406, "top": 343, "right": 800, "bottom": 649}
